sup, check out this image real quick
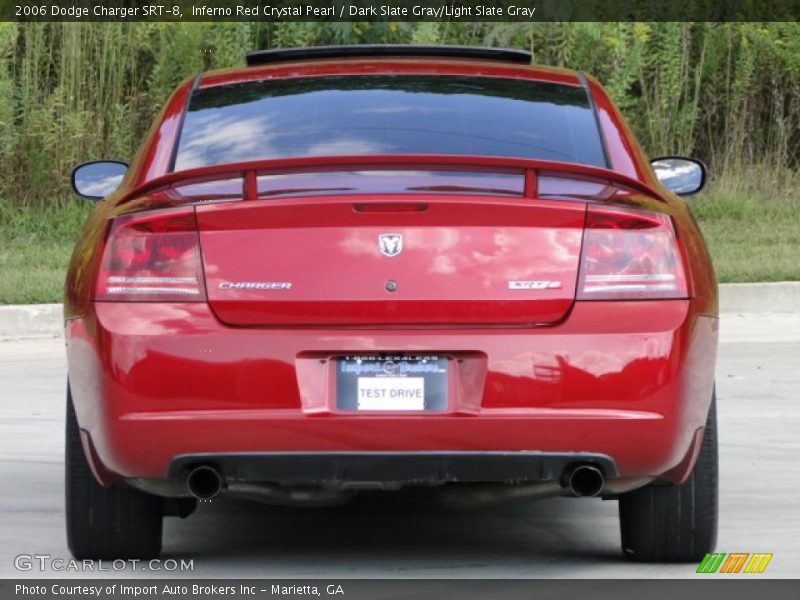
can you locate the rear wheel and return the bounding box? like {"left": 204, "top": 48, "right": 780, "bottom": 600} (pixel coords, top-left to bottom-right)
{"left": 618, "top": 390, "right": 718, "bottom": 562}
{"left": 65, "top": 385, "right": 163, "bottom": 559}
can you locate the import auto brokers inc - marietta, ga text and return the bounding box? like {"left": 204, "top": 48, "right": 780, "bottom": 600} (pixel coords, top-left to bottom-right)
{"left": 15, "top": 584, "right": 344, "bottom": 597}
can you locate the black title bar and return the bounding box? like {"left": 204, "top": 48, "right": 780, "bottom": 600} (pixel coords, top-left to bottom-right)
{"left": 3, "top": 0, "right": 800, "bottom": 22}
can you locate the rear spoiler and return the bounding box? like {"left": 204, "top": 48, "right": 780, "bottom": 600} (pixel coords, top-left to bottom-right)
{"left": 121, "top": 155, "right": 667, "bottom": 205}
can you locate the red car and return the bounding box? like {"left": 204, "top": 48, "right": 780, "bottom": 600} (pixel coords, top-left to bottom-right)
{"left": 65, "top": 45, "right": 718, "bottom": 562}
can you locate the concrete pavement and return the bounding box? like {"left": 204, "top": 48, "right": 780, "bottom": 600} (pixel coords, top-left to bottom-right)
{"left": 0, "top": 313, "right": 798, "bottom": 578}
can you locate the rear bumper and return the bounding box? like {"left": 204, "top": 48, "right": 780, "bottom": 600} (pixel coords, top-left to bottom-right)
{"left": 65, "top": 300, "right": 717, "bottom": 486}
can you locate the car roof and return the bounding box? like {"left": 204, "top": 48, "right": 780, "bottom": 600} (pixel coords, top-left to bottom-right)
{"left": 197, "top": 55, "right": 583, "bottom": 90}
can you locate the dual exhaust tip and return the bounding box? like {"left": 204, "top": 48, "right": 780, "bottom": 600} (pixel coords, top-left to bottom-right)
{"left": 186, "top": 463, "right": 606, "bottom": 500}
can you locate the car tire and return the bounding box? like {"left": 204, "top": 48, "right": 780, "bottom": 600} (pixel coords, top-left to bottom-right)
{"left": 65, "top": 384, "right": 163, "bottom": 559}
{"left": 618, "top": 389, "right": 718, "bottom": 562}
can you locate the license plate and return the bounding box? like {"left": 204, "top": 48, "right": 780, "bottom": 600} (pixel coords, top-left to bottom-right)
{"left": 335, "top": 355, "right": 448, "bottom": 411}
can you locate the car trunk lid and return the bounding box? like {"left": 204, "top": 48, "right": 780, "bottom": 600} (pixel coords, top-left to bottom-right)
{"left": 196, "top": 195, "right": 585, "bottom": 327}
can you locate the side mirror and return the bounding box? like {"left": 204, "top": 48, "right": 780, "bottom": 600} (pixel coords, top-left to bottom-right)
{"left": 650, "top": 156, "right": 707, "bottom": 196}
{"left": 71, "top": 161, "right": 128, "bottom": 201}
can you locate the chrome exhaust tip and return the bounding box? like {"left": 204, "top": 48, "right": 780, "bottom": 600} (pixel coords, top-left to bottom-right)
{"left": 564, "top": 464, "right": 605, "bottom": 497}
{"left": 186, "top": 465, "right": 224, "bottom": 499}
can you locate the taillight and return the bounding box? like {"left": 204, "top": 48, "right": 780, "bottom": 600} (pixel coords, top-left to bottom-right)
{"left": 95, "top": 208, "right": 206, "bottom": 302}
{"left": 577, "top": 205, "right": 688, "bottom": 300}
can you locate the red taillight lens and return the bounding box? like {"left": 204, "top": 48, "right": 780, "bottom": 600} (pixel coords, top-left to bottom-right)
{"left": 95, "top": 208, "right": 206, "bottom": 302}
{"left": 577, "top": 205, "right": 688, "bottom": 300}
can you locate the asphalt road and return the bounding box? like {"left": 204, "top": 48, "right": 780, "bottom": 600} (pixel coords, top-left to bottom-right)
{"left": 1, "top": 313, "right": 798, "bottom": 579}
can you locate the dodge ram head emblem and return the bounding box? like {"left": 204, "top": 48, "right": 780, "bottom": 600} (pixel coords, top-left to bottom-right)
{"left": 378, "top": 233, "right": 403, "bottom": 257}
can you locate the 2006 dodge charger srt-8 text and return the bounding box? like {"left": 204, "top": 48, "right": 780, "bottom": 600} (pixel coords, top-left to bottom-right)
{"left": 65, "top": 45, "right": 718, "bottom": 562}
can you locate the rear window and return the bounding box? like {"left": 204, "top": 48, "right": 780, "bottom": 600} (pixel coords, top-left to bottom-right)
{"left": 174, "top": 75, "right": 607, "bottom": 171}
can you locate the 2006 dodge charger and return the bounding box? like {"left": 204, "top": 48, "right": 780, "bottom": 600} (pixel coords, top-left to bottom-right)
{"left": 65, "top": 45, "right": 718, "bottom": 562}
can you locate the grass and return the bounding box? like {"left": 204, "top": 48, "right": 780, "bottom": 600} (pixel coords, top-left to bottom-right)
{"left": 0, "top": 200, "right": 92, "bottom": 304}
{"left": 687, "top": 170, "right": 800, "bottom": 283}
{"left": 0, "top": 174, "right": 798, "bottom": 304}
